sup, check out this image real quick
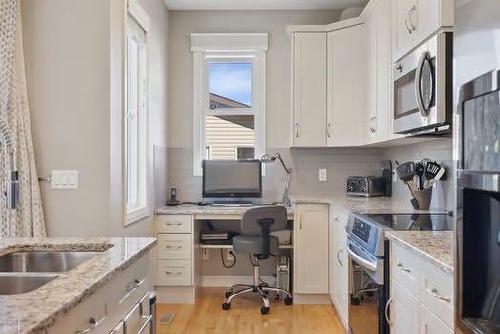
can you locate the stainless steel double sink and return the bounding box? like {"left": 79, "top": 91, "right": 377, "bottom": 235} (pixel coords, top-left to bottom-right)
{"left": 0, "top": 251, "right": 101, "bottom": 295}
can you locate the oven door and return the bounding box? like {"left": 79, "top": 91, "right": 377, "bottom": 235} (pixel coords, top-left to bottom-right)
{"left": 393, "top": 33, "right": 451, "bottom": 134}
{"left": 347, "top": 239, "right": 387, "bottom": 334}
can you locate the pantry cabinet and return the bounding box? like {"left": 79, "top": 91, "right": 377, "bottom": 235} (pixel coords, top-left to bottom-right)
{"left": 392, "top": 0, "right": 453, "bottom": 61}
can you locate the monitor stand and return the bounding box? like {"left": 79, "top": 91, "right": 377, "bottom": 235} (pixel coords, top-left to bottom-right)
{"left": 211, "top": 200, "right": 254, "bottom": 207}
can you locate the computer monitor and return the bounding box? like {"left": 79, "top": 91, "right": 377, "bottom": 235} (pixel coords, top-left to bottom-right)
{"left": 202, "top": 160, "right": 262, "bottom": 198}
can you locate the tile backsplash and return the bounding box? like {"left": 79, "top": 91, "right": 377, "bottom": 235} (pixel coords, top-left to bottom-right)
{"left": 166, "top": 138, "right": 454, "bottom": 211}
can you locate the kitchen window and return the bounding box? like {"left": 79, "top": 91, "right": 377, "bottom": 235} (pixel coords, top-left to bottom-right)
{"left": 191, "top": 33, "right": 268, "bottom": 175}
{"left": 125, "top": 1, "right": 151, "bottom": 224}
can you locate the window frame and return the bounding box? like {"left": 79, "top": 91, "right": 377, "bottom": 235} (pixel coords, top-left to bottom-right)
{"left": 124, "top": 0, "right": 151, "bottom": 225}
{"left": 191, "top": 33, "right": 268, "bottom": 176}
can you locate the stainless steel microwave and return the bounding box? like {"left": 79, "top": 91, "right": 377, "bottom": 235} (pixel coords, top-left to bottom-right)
{"left": 393, "top": 32, "right": 453, "bottom": 135}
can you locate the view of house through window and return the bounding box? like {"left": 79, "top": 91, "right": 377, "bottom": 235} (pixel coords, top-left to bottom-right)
{"left": 205, "top": 61, "right": 256, "bottom": 160}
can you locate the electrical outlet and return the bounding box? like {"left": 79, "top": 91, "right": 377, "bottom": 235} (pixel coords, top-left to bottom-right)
{"left": 202, "top": 248, "right": 209, "bottom": 260}
{"left": 319, "top": 169, "right": 327, "bottom": 182}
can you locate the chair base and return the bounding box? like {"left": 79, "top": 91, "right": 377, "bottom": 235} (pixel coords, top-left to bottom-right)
{"left": 222, "top": 283, "right": 293, "bottom": 314}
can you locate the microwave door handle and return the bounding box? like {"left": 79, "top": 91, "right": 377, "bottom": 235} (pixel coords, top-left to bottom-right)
{"left": 415, "top": 52, "right": 428, "bottom": 117}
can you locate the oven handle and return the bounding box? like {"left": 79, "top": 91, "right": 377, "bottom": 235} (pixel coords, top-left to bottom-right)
{"left": 415, "top": 51, "right": 430, "bottom": 117}
{"left": 385, "top": 297, "right": 393, "bottom": 327}
{"left": 346, "top": 243, "right": 377, "bottom": 272}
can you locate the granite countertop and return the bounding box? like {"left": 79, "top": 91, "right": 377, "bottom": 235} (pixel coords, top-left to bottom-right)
{"left": 0, "top": 237, "right": 156, "bottom": 334}
{"left": 385, "top": 231, "right": 454, "bottom": 274}
{"left": 155, "top": 196, "right": 448, "bottom": 216}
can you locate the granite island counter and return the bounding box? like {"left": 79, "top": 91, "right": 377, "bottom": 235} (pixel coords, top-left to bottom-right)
{"left": 0, "top": 237, "right": 156, "bottom": 334}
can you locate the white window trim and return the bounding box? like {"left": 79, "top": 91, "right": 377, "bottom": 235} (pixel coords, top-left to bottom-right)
{"left": 124, "top": 0, "right": 151, "bottom": 225}
{"left": 191, "top": 33, "right": 268, "bottom": 176}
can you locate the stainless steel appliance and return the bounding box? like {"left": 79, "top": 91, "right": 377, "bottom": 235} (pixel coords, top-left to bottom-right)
{"left": 456, "top": 68, "right": 500, "bottom": 333}
{"left": 346, "top": 176, "right": 386, "bottom": 197}
{"left": 454, "top": 2, "right": 500, "bottom": 332}
{"left": 393, "top": 32, "right": 452, "bottom": 135}
{"left": 346, "top": 213, "right": 453, "bottom": 334}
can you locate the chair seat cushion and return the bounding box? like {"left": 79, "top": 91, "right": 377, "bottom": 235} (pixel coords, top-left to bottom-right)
{"left": 232, "top": 235, "right": 279, "bottom": 255}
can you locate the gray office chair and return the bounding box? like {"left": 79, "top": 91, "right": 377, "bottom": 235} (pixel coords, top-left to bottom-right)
{"left": 222, "top": 206, "right": 293, "bottom": 315}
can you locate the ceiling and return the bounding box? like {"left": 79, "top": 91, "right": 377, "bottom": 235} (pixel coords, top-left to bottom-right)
{"left": 163, "top": 0, "right": 368, "bottom": 11}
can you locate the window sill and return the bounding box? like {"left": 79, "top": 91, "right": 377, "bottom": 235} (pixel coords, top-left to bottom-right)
{"left": 126, "top": 206, "right": 151, "bottom": 225}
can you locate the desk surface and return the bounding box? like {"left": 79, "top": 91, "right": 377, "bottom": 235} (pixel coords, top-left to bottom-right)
{"left": 155, "top": 203, "right": 295, "bottom": 217}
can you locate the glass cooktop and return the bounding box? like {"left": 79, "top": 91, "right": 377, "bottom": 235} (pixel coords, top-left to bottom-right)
{"left": 363, "top": 213, "right": 454, "bottom": 231}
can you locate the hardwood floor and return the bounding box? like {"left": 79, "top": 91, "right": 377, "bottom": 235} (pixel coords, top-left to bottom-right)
{"left": 156, "top": 288, "right": 345, "bottom": 334}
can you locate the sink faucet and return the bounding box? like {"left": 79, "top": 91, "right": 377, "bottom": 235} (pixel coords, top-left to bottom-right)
{"left": 0, "top": 116, "right": 19, "bottom": 210}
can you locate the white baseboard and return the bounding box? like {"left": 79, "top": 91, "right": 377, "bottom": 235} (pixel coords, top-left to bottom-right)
{"left": 200, "top": 275, "right": 276, "bottom": 287}
{"left": 156, "top": 285, "right": 195, "bottom": 304}
{"left": 293, "top": 293, "right": 332, "bottom": 304}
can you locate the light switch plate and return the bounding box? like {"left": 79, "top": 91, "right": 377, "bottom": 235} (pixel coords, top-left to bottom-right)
{"left": 51, "top": 170, "right": 79, "bottom": 189}
{"left": 319, "top": 169, "right": 327, "bottom": 182}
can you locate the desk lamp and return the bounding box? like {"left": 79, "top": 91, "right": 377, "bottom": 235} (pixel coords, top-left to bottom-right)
{"left": 260, "top": 153, "right": 293, "bottom": 207}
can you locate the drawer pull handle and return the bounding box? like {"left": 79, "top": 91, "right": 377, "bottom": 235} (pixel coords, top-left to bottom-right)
{"left": 397, "top": 263, "right": 411, "bottom": 273}
{"left": 75, "top": 313, "right": 107, "bottom": 334}
{"left": 165, "top": 245, "right": 182, "bottom": 249}
{"left": 119, "top": 278, "right": 146, "bottom": 304}
{"left": 166, "top": 271, "right": 183, "bottom": 275}
{"left": 166, "top": 222, "right": 182, "bottom": 226}
{"left": 337, "top": 248, "right": 344, "bottom": 267}
{"left": 429, "top": 288, "right": 451, "bottom": 302}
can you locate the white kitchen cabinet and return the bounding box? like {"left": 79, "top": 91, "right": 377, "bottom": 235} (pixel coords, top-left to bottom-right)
{"left": 292, "top": 33, "right": 327, "bottom": 147}
{"left": 330, "top": 207, "right": 349, "bottom": 327}
{"left": 363, "top": 0, "right": 405, "bottom": 144}
{"left": 389, "top": 241, "right": 454, "bottom": 332}
{"left": 155, "top": 214, "right": 194, "bottom": 286}
{"left": 392, "top": 0, "right": 453, "bottom": 61}
{"left": 391, "top": 277, "right": 420, "bottom": 334}
{"left": 326, "top": 25, "right": 367, "bottom": 147}
{"left": 294, "top": 204, "right": 329, "bottom": 294}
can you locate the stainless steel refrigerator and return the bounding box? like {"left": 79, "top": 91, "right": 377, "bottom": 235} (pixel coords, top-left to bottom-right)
{"left": 455, "top": 1, "right": 500, "bottom": 333}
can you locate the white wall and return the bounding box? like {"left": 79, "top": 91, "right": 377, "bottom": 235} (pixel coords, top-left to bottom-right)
{"left": 22, "top": 0, "right": 169, "bottom": 237}
{"left": 167, "top": 10, "right": 341, "bottom": 149}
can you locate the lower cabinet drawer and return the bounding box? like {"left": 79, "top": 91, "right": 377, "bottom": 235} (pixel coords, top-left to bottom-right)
{"left": 157, "top": 259, "right": 192, "bottom": 286}
{"left": 420, "top": 304, "right": 454, "bottom": 334}
{"left": 420, "top": 260, "right": 454, "bottom": 328}
{"left": 391, "top": 243, "right": 421, "bottom": 296}
{"left": 156, "top": 215, "right": 192, "bottom": 233}
{"left": 157, "top": 234, "right": 192, "bottom": 260}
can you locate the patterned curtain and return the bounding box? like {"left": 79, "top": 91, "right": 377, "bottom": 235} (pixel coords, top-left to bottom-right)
{"left": 0, "top": 0, "right": 46, "bottom": 237}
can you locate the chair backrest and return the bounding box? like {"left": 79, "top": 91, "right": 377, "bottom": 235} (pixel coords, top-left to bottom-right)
{"left": 240, "top": 205, "right": 288, "bottom": 235}
{"left": 240, "top": 206, "right": 288, "bottom": 258}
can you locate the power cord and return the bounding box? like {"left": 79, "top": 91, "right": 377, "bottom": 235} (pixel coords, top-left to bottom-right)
{"left": 221, "top": 249, "right": 236, "bottom": 268}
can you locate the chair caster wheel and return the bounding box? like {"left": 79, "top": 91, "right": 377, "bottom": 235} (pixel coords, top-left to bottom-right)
{"left": 284, "top": 297, "right": 293, "bottom": 305}
{"left": 225, "top": 291, "right": 232, "bottom": 298}
{"left": 260, "top": 306, "right": 270, "bottom": 315}
{"left": 222, "top": 303, "right": 231, "bottom": 310}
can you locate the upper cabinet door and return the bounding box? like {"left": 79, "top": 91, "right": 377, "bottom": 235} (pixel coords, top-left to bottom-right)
{"left": 327, "top": 25, "right": 367, "bottom": 147}
{"left": 392, "top": 0, "right": 454, "bottom": 62}
{"left": 292, "top": 33, "right": 327, "bottom": 147}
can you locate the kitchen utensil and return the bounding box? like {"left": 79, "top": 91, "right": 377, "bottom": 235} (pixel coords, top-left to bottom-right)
{"left": 424, "top": 161, "right": 446, "bottom": 188}
{"left": 415, "top": 162, "right": 425, "bottom": 190}
{"left": 396, "top": 161, "right": 417, "bottom": 192}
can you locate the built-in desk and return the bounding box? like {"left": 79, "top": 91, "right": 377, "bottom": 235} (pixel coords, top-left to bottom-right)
{"left": 155, "top": 203, "right": 295, "bottom": 220}
{"left": 154, "top": 203, "right": 330, "bottom": 305}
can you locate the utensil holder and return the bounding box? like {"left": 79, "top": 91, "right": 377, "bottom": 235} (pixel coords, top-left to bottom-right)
{"left": 412, "top": 188, "right": 433, "bottom": 210}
